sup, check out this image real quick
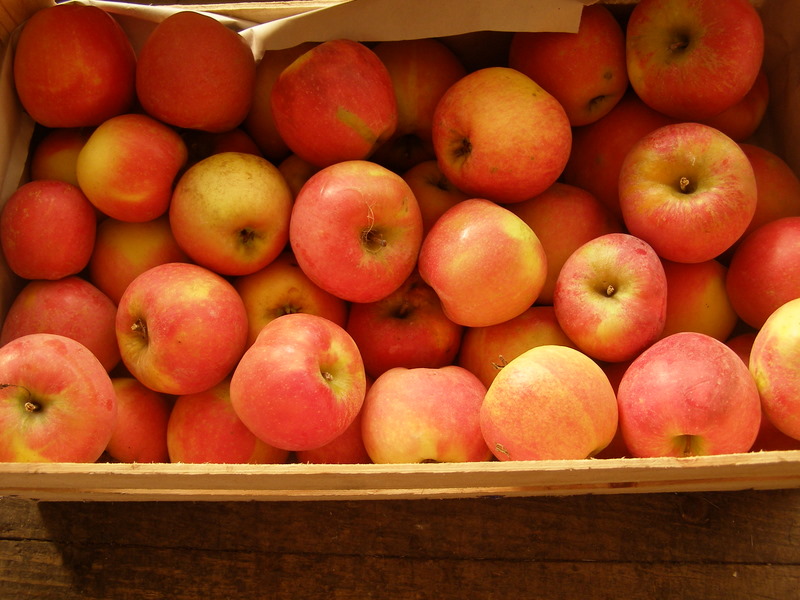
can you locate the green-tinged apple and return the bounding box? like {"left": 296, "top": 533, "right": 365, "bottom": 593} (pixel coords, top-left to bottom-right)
{"left": 105, "top": 377, "right": 171, "bottom": 463}
{"left": 457, "top": 305, "right": 576, "bottom": 389}
{"left": 432, "top": 66, "right": 571, "bottom": 204}
{"left": 346, "top": 271, "right": 463, "bottom": 379}
{"left": 617, "top": 332, "right": 762, "bottom": 457}
{"left": 295, "top": 406, "right": 372, "bottom": 464}
{"left": 167, "top": 377, "right": 289, "bottom": 464}
{"left": 271, "top": 39, "right": 398, "bottom": 168}
{"left": 619, "top": 122, "right": 757, "bottom": 263}
{"left": 1, "top": 277, "right": 120, "bottom": 372}
{"left": 361, "top": 365, "right": 491, "bottom": 464}
{"left": 0, "top": 180, "right": 96, "bottom": 280}
{"left": 29, "top": 128, "right": 91, "bottom": 187}
{"left": 726, "top": 217, "right": 800, "bottom": 329}
{"left": 700, "top": 70, "right": 770, "bottom": 143}
{"left": 229, "top": 313, "right": 367, "bottom": 451}
{"left": 234, "top": 250, "right": 349, "bottom": 348}
{"left": 169, "top": 152, "right": 293, "bottom": 276}
{"left": 418, "top": 198, "right": 547, "bottom": 328}
{"left": 0, "top": 333, "right": 117, "bottom": 462}
{"left": 89, "top": 216, "right": 190, "bottom": 305}
{"left": 481, "top": 345, "right": 618, "bottom": 461}
{"left": 553, "top": 233, "right": 667, "bottom": 363}
{"left": 625, "top": 0, "right": 764, "bottom": 121}
{"left": 136, "top": 10, "right": 256, "bottom": 133}
{"left": 76, "top": 113, "right": 188, "bottom": 222}
{"left": 401, "top": 159, "right": 470, "bottom": 236}
{"left": 508, "top": 182, "right": 623, "bottom": 305}
{"left": 290, "top": 160, "right": 423, "bottom": 303}
{"left": 12, "top": 3, "right": 136, "bottom": 128}
{"left": 508, "top": 4, "right": 628, "bottom": 126}
{"left": 116, "top": 262, "right": 248, "bottom": 396}
{"left": 278, "top": 154, "right": 320, "bottom": 199}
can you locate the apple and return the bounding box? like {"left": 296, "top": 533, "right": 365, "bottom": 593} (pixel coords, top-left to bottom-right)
{"left": 116, "top": 262, "right": 249, "bottom": 396}
{"left": 700, "top": 70, "right": 770, "bottom": 143}
{"left": 0, "top": 180, "right": 96, "bottom": 280}
{"left": 361, "top": 365, "right": 491, "bottom": 464}
{"left": 432, "top": 66, "right": 572, "bottom": 204}
{"left": 418, "top": 198, "right": 547, "bottom": 328}
{"left": 289, "top": 159, "right": 423, "bottom": 303}
{"left": 169, "top": 151, "right": 293, "bottom": 276}
{"left": 76, "top": 113, "right": 188, "bottom": 223}
{"left": 625, "top": 0, "right": 764, "bottom": 121}
{"left": 167, "top": 377, "right": 290, "bottom": 464}
{"left": 554, "top": 233, "right": 667, "bottom": 363}
{"left": 480, "top": 344, "right": 618, "bottom": 461}
{"left": 229, "top": 313, "right": 367, "bottom": 451}
{"left": 401, "top": 159, "right": 470, "bottom": 237}
{"left": 105, "top": 377, "right": 172, "bottom": 463}
{"left": 234, "top": 250, "right": 349, "bottom": 348}
{"left": 345, "top": 270, "right": 463, "bottom": 379}
{"left": 278, "top": 154, "right": 320, "bottom": 199}
{"left": 508, "top": 4, "right": 628, "bottom": 126}
{"left": 135, "top": 10, "right": 256, "bottom": 133}
{"left": 618, "top": 122, "right": 757, "bottom": 264}
{"left": 29, "top": 127, "right": 91, "bottom": 187}
{"left": 270, "top": 39, "right": 398, "bottom": 168}
{"left": 508, "top": 182, "right": 623, "bottom": 305}
{"left": 181, "top": 128, "right": 263, "bottom": 167}
{"left": 295, "top": 407, "right": 372, "bottom": 465}
{"left": 88, "top": 215, "right": 190, "bottom": 305}
{"left": 0, "top": 333, "right": 117, "bottom": 462}
{"left": 617, "top": 332, "right": 762, "bottom": 457}
{"left": 457, "top": 305, "right": 576, "bottom": 389}
{"left": 593, "top": 359, "right": 634, "bottom": 459}
{"left": 1, "top": 276, "right": 120, "bottom": 372}
{"left": 726, "top": 217, "right": 800, "bottom": 329}
{"left": 12, "top": 3, "right": 136, "bottom": 128}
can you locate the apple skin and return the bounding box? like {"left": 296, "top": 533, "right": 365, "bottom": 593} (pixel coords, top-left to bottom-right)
{"left": 0, "top": 333, "right": 117, "bottom": 463}
{"left": 553, "top": 233, "right": 667, "bottom": 363}
{"left": 0, "top": 180, "right": 96, "bottom": 280}
{"left": 12, "top": 3, "right": 136, "bottom": 128}
{"left": 290, "top": 159, "right": 423, "bottom": 304}
{"left": 480, "top": 345, "right": 618, "bottom": 461}
{"left": 278, "top": 154, "right": 320, "bottom": 199}
{"left": 234, "top": 250, "right": 349, "bottom": 348}
{"left": 432, "top": 66, "right": 572, "bottom": 204}
{"left": 89, "top": 216, "right": 190, "bottom": 306}
{"left": 1, "top": 276, "right": 120, "bottom": 372}
{"left": 617, "top": 332, "right": 762, "bottom": 458}
{"left": 700, "top": 70, "right": 770, "bottom": 143}
{"left": 401, "top": 159, "right": 470, "bottom": 237}
{"left": 271, "top": 39, "right": 398, "bottom": 168}
{"left": 726, "top": 217, "right": 800, "bottom": 330}
{"left": 618, "top": 122, "right": 757, "bottom": 264}
{"left": 105, "top": 377, "right": 172, "bottom": 463}
{"left": 345, "top": 271, "right": 463, "bottom": 379}
{"left": 508, "top": 4, "right": 628, "bottom": 126}
{"left": 116, "top": 262, "right": 249, "bottom": 396}
{"left": 167, "top": 378, "right": 289, "bottom": 464}
{"left": 135, "top": 11, "right": 256, "bottom": 133}
{"left": 625, "top": 0, "right": 764, "bottom": 121}
{"left": 76, "top": 113, "right": 189, "bottom": 223}
{"left": 295, "top": 404, "right": 372, "bottom": 464}
{"left": 181, "top": 128, "right": 263, "bottom": 167}
{"left": 229, "top": 313, "right": 367, "bottom": 452}
{"left": 418, "top": 198, "right": 547, "bottom": 328}
{"left": 361, "top": 365, "right": 491, "bottom": 464}
{"left": 29, "top": 127, "right": 91, "bottom": 187}
{"left": 508, "top": 182, "right": 623, "bottom": 305}
{"left": 169, "top": 152, "right": 293, "bottom": 276}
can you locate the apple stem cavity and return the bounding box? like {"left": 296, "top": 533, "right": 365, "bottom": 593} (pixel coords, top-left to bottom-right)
{"left": 321, "top": 370, "right": 334, "bottom": 382}
{"left": 361, "top": 226, "right": 387, "bottom": 253}
{"left": 0, "top": 383, "right": 38, "bottom": 412}
{"left": 668, "top": 33, "right": 690, "bottom": 54}
{"left": 131, "top": 317, "right": 149, "bottom": 343}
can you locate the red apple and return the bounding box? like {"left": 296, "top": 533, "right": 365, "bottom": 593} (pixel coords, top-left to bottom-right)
{"left": 294, "top": 407, "right": 372, "bottom": 465}
{"left": 278, "top": 154, "right": 320, "bottom": 199}
{"left": 181, "top": 128, "right": 263, "bottom": 166}
{"left": 29, "top": 127, "right": 91, "bottom": 187}
{"left": 700, "top": 69, "right": 770, "bottom": 143}
{"left": 105, "top": 377, "right": 171, "bottom": 463}
{"left": 401, "top": 159, "right": 470, "bottom": 237}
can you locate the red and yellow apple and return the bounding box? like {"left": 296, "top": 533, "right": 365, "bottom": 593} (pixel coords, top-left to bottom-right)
{"left": 106, "top": 377, "right": 172, "bottom": 463}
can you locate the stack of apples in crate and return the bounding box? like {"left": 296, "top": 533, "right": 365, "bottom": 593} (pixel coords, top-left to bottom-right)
{"left": 1, "top": 0, "right": 799, "bottom": 466}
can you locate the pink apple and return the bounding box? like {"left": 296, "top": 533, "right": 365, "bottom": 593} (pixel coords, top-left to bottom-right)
{"left": 625, "top": 0, "right": 764, "bottom": 121}
{"left": 619, "top": 122, "right": 757, "bottom": 263}
{"left": 229, "top": 313, "right": 367, "bottom": 451}
{"left": 116, "top": 262, "right": 249, "bottom": 396}
{"left": 480, "top": 344, "right": 618, "bottom": 461}
{"left": 0, "top": 333, "right": 117, "bottom": 462}
{"left": 553, "top": 233, "right": 667, "bottom": 363}
{"left": 0, "top": 180, "right": 96, "bottom": 280}
{"left": 418, "top": 198, "right": 547, "bottom": 328}
{"left": 294, "top": 406, "right": 372, "bottom": 465}
{"left": 401, "top": 159, "right": 470, "bottom": 237}
{"left": 432, "top": 66, "right": 572, "bottom": 203}
{"left": 29, "top": 127, "right": 91, "bottom": 187}
{"left": 289, "top": 159, "right": 423, "bottom": 303}
{"left": 361, "top": 365, "right": 491, "bottom": 464}
{"left": 617, "top": 332, "right": 762, "bottom": 457}
{"left": 105, "top": 377, "right": 171, "bottom": 463}
{"left": 700, "top": 69, "right": 770, "bottom": 143}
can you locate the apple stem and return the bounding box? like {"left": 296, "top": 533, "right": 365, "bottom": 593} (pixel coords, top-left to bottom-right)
{"left": 25, "top": 400, "right": 42, "bottom": 413}
{"left": 605, "top": 284, "right": 616, "bottom": 297}
{"left": 491, "top": 355, "right": 508, "bottom": 371}
{"left": 131, "top": 318, "right": 148, "bottom": 342}
{"left": 361, "top": 227, "right": 387, "bottom": 253}
{"left": 321, "top": 371, "right": 334, "bottom": 382}
{"left": 679, "top": 176, "right": 692, "bottom": 193}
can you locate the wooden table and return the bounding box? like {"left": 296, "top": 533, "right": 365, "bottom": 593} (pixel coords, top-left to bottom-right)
{"left": 2, "top": 489, "right": 799, "bottom": 598}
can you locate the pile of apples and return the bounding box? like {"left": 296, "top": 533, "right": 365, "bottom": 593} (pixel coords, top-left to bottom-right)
{"left": 1, "top": 0, "right": 799, "bottom": 465}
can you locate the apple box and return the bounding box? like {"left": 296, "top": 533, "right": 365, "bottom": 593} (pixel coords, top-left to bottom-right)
{"left": 1, "top": 0, "right": 800, "bottom": 501}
